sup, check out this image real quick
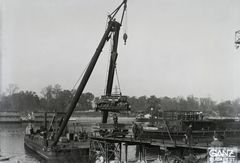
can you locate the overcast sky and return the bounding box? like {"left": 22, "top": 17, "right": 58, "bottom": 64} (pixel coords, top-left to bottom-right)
{"left": 1, "top": 0, "right": 240, "bottom": 102}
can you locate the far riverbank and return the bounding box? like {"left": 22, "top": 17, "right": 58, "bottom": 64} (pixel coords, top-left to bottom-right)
{"left": 71, "top": 116, "right": 135, "bottom": 123}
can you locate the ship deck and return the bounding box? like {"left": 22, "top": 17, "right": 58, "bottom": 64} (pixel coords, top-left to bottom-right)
{"left": 24, "top": 135, "right": 89, "bottom": 161}
{"left": 91, "top": 135, "right": 240, "bottom": 154}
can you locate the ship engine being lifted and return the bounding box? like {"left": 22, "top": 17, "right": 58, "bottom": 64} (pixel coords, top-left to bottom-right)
{"left": 96, "top": 95, "right": 130, "bottom": 112}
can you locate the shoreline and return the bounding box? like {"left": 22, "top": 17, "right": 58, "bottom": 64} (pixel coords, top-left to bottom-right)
{"left": 71, "top": 116, "right": 135, "bottom": 123}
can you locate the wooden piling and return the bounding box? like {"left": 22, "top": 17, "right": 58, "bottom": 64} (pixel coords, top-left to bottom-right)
{"left": 139, "top": 144, "right": 142, "bottom": 161}
{"left": 144, "top": 146, "right": 147, "bottom": 162}
{"left": 105, "top": 142, "right": 108, "bottom": 163}
{"left": 119, "top": 142, "right": 122, "bottom": 162}
{"left": 158, "top": 146, "right": 161, "bottom": 160}
{"left": 125, "top": 143, "right": 128, "bottom": 162}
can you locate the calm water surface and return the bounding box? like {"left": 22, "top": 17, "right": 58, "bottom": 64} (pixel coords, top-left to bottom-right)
{"left": 0, "top": 123, "right": 41, "bottom": 163}
{"left": 0, "top": 118, "right": 154, "bottom": 163}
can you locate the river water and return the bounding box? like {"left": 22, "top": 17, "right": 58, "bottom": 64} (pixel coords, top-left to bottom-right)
{"left": 0, "top": 123, "right": 41, "bottom": 163}
{"left": 0, "top": 117, "right": 158, "bottom": 163}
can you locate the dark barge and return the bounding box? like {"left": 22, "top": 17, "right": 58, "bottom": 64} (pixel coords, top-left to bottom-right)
{"left": 24, "top": 135, "right": 89, "bottom": 161}
{"left": 24, "top": 112, "right": 90, "bottom": 162}
{"left": 138, "top": 110, "right": 240, "bottom": 146}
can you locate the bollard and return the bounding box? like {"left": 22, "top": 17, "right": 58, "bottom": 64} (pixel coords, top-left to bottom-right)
{"left": 144, "top": 147, "right": 147, "bottom": 162}
{"left": 125, "top": 144, "right": 128, "bottom": 162}
{"left": 198, "top": 133, "right": 199, "bottom": 143}
{"left": 174, "top": 135, "right": 176, "bottom": 147}
{"left": 163, "top": 133, "right": 165, "bottom": 144}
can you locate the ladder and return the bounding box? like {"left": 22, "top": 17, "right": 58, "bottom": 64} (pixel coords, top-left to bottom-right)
{"left": 163, "top": 119, "right": 173, "bottom": 141}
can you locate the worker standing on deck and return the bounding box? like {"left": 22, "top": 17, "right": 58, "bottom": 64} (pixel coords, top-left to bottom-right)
{"left": 132, "top": 122, "right": 137, "bottom": 140}
{"left": 30, "top": 125, "right": 34, "bottom": 135}
{"left": 139, "top": 124, "right": 143, "bottom": 140}
{"left": 113, "top": 114, "right": 118, "bottom": 129}
{"left": 185, "top": 124, "right": 193, "bottom": 147}
{"left": 25, "top": 123, "right": 32, "bottom": 135}
{"left": 83, "top": 130, "right": 87, "bottom": 141}
{"left": 210, "top": 133, "right": 223, "bottom": 147}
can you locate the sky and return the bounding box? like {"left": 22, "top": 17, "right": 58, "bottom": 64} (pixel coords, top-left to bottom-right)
{"left": 1, "top": 0, "right": 240, "bottom": 103}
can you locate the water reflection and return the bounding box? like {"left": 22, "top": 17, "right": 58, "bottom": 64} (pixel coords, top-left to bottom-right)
{"left": 0, "top": 123, "right": 41, "bottom": 163}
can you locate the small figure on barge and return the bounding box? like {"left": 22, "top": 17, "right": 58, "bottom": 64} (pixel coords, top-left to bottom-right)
{"left": 113, "top": 114, "right": 118, "bottom": 129}
{"left": 185, "top": 124, "right": 193, "bottom": 147}
{"left": 210, "top": 133, "right": 224, "bottom": 147}
{"left": 132, "top": 122, "right": 138, "bottom": 140}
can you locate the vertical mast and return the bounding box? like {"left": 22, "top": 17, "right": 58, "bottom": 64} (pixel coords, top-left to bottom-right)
{"left": 102, "top": 22, "right": 121, "bottom": 123}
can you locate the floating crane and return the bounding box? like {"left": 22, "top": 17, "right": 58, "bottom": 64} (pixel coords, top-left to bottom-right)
{"left": 52, "top": 0, "right": 130, "bottom": 146}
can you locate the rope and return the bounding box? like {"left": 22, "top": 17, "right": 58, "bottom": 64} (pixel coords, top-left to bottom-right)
{"left": 104, "top": 34, "right": 114, "bottom": 94}
{"left": 71, "top": 60, "right": 91, "bottom": 92}
{"left": 123, "top": 8, "right": 128, "bottom": 34}
{"left": 115, "top": 68, "right": 122, "bottom": 95}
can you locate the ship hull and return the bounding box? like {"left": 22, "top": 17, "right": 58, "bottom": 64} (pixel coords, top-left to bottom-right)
{"left": 24, "top": 135, "right": 90, "bottom": 162}
{"left": 141, "top": 129, "right": 240, "bottom": 146}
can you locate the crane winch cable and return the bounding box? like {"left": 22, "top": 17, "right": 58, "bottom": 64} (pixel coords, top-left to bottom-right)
{"left": 72, "top": 60, "right": 91, "bottom": 92}
{"left": 104, "top": 33, "right": 114, "bottom": 94}
{"left": 123, "top": 5, "right": 128, "bottom": 38}
{"left": 115, "top": 67, "right": 122, "bottom": 95}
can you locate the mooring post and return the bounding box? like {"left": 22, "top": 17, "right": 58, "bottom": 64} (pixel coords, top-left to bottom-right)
{"left": 135, "top": 145, "right": 140, "bottom": 158}
{"left": 144, "top": 146, "right": 147, "bottom": 162}
{"left": 105, "top": 142, "right": 108, "bottom": 163}
{"left": 142, "top": 145, "right": 145, "bottom": 162}
{"left": 158, "top": 146, "right": 161, "bottom": 160}
{"left": 198, "top": 133, "right": 199, "bottom": 143}
{"left": 125, "top": 143, "right": 128, "bottom": 162}
{"left": 163, "top": 133, "right": 165, "bottom": 144}
{"left": 139, "top": 144, "right": 142, "bottom": 161}
{"left": 44, "top": 112, "right": 47, "bottom": 129}
{"left": 119, "top": 142, "right": 122, "bottom": 162}
{"left": 174, "top": 134, "right": 176, "bottom": 147}
{"left": 180, "top": 148, "right": 184, "bottom": 158}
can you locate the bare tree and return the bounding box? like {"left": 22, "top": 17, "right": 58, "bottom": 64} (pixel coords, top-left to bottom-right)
{"left": 6, "top": 83, "right": 19, "bottom": 95}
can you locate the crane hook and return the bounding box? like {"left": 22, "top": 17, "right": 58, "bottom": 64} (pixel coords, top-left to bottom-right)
{"left": 123, "top": 33, "right": 128, "bottom": 45}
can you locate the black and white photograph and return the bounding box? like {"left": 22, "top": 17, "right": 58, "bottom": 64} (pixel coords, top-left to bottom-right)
{"left": 0, "top": 0, "right": 240, "bottom": 162}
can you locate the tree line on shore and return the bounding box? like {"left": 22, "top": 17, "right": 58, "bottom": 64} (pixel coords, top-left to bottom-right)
{"left": 0, "top": 84, "right": 240, "bottom": 117}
